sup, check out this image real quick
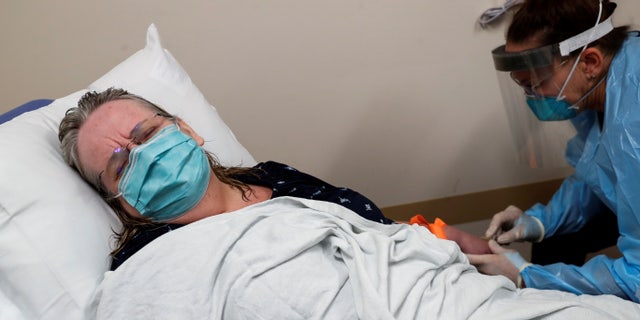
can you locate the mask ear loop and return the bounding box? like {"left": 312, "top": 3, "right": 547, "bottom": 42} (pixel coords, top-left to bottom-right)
{"left": 556, "top": 0, "right": 604, "bottom": 105}
{"left": 570, "top": 75, "right": 607, "bottom": 109}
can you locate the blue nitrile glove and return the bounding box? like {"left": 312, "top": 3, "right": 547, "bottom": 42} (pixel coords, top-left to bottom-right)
{"left": 485, "top": 206, "right": 545, "bottom": 244}
{"left": 503, "top": 248, "right": 532, "bottom": 288}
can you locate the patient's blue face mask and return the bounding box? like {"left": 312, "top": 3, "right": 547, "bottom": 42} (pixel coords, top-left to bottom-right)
{"left": 115, "top": 124, "right": 211, "bottom": 222}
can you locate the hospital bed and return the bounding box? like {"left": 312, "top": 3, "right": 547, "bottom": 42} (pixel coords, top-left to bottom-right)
{"left": 1, "top": 24, "right": 638, "bottom": 319}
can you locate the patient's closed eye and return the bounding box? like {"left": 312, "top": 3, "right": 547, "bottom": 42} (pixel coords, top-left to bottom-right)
{"left": 111, "top": 147, "right": 129, "bottom": 178}
{"left": 103, "top": 114, "right": 175, "bottom": 182}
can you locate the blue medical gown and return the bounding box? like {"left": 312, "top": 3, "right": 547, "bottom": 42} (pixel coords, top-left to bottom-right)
{"left": 521, "top": 32, "right": 640, "bottom": 302}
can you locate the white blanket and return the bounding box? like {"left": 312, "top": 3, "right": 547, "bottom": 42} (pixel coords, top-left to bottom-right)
{"left": 92, "top": 197, "right": 640, "bottom": 319}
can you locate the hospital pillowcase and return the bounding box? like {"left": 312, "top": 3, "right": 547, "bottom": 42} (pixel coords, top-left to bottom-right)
{"left": 0, "top": 24, "right": 255, "bottom": 319}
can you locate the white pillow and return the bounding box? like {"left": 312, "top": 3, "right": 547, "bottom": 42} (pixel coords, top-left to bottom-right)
{"left": 0, "top": 24, "right": 255, "bottom": 320}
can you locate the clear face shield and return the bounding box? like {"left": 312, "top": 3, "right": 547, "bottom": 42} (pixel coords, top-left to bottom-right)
{"left": 491, "top": 4, "right": 613, "bottom": 168}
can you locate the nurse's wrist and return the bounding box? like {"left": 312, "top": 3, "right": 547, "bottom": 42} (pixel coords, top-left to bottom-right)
{"left": 516, "top": 274, "right": 527, "bottom": 289}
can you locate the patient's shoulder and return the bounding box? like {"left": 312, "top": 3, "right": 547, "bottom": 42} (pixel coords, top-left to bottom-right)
{"left": 110, "top": 224, "right": 185, "bottom": 270}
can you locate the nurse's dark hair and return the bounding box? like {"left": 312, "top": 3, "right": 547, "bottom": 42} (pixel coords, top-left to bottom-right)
{"left": 58, "top": 87, "right": 258, "bottom": 256}
{"left": 507, "top": 0, "right": 629, "bottom": 58}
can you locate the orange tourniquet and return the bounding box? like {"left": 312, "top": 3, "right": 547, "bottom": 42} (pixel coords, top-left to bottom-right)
{"left": 409, "top": 214, "right": 448, "bottom": 240}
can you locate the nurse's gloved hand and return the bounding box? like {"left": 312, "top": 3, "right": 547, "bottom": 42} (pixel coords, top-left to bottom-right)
{"left": 485, "top": 205, "right": 545, "bottom": 244}
{"left": 467, "top": 240, "right": 532, "bottom": 286}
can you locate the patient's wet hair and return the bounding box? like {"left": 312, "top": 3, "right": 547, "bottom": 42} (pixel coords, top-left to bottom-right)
{"left": 58, "top": 88, "right": 258, "bottom": 256}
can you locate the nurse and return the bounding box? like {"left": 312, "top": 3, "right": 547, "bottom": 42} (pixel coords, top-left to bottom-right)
{"left": 467, "top": 0, "right": 640, "bottom": 302}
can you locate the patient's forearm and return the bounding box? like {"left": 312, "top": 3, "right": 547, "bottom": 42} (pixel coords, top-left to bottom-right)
{"left": 408, "top": 215, "right": 492, "bottom": 254}
{"left": 441, "top": 224, "right": 492, "bottom": 254}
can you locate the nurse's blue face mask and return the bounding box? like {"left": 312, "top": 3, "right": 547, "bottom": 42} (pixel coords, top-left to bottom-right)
{"left": 509, "top": 59, "right": 579, "bottom": 121}
{"left": 525, "top": 97, "right": 578, "bottom": 121}
{"left": 520, "top": 61, "right": 605, "bottom": 122}
{"left": 100, "top": 114, "right": 211, "bottom": 222}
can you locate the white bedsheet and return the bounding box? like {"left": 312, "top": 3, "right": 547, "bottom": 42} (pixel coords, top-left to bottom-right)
{"left": 92, "top": 197, "right": 640, "bottom": 319}
{"left": 0, "top": 289, "right": 27, "bottom": 320}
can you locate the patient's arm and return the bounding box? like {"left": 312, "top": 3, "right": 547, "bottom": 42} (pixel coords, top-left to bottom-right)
{"left": 441, "top": 223, "right": 492, "bottom": 254}
{"left": 408, "top": 215, "right": 492, "bottom": 254}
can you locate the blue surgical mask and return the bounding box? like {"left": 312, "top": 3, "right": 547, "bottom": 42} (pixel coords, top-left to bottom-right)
{"left": 526, "top": 73, "right": 605, "bottom": 122}
{"left": 118, "top": 125, "right": 211, "bottom": 222}
{"left": 526, "top": 97, "right": 578, "bottom": 121}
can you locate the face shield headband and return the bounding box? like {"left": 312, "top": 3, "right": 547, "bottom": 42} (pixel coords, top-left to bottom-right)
{"left": 492, "top": 16, "right": 613, "bottom": 73}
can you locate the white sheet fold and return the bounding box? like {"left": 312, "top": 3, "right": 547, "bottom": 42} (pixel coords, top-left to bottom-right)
{"left": 92, "top": 197, "right": 640, "bottom": 319}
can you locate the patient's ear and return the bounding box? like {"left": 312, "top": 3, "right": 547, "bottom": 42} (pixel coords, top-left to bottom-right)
{"left": 176, "top": 117, "right": 205, "bottom": 146}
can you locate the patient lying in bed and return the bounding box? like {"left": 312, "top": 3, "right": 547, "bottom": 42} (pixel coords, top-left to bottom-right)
{"left": 59, "top": 88, "right": 490, "bottom": 271}
{"left": 58, "top": 88, "right": 640, "bottom": 319}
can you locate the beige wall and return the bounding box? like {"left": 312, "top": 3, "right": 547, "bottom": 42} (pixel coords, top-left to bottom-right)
{"left": 1, "top": 1, "right": 638, "bottom": 208}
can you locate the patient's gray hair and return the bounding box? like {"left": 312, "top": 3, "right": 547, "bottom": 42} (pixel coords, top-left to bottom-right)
{"left": 58, "top": 88, "right": 257, "bottom": 256}
{"left": 58, "top": 88, "right": 178, "bottom": 254}
{"left": 59, "top": 88, "right": 172, "bottom": 189}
